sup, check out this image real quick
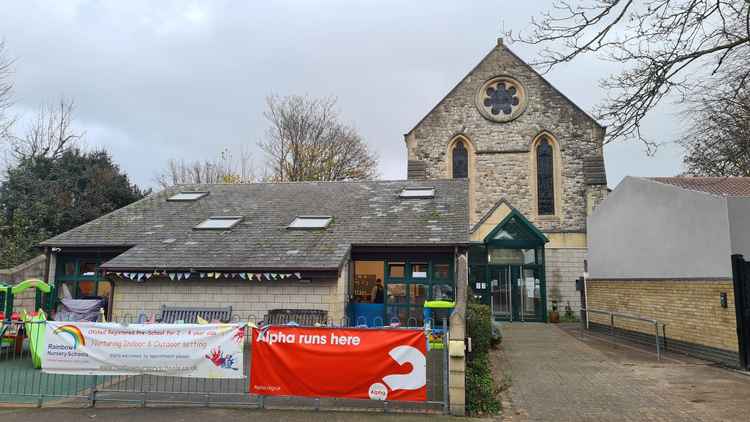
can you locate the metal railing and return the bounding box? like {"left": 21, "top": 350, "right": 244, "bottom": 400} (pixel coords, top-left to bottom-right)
{"left": 0, "top": 316, "right": 449, "bottom": 413}
{"left": 580, "top": 308, "right": 664, "bottom": 360}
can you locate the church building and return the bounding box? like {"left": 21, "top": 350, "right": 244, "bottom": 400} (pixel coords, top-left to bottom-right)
{"left": 404, "top": 39, "right": 608, "bottom": 321}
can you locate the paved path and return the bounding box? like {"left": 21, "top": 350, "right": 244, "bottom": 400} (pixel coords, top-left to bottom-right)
{"left": 492, "top": 323, "right": 750, "bottom": 422}
{"left": 0, "top": 407, "right": 475, "bottom": 422}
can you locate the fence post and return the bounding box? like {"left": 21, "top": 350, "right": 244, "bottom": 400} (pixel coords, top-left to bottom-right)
{"left": 654, "top": 322, "right": 661, "bottom": 361}
{"left": 609, "top": 313, "right": 614, "bottom": 336}
{"left": 442, "top": 317, "right": 449, "bottom": 415}
{"left": 89, "top": 374, "right": 98, "bottom": 407}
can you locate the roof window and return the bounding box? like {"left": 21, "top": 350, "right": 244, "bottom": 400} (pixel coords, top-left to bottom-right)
{"left": 168, "top": 191, "right": 208, "bottom": 202}
{"left": 194, "top": 216, "right": 242, "bottom": 230}
{"left": 288, "top": 216, "right": 332, "bottom": 229}
{"left": 399, "top": 187, "right": 435, "bottom": 199}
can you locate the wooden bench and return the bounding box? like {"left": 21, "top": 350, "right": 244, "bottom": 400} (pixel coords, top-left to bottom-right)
{"left": 157, "top": 305, "right": 232, "bottom": 323}
{"left": 264, "top": 309, "right": 328, "bottom": 326}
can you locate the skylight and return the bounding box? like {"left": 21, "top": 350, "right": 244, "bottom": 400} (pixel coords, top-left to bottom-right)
{"left": 194, "top": 216, "right": 242, "bottom": 230}
{"left": 399, "top": 187, "right": 435, "bottom": 199}
{"left": 288, "top": 216, "right": 332, "bottom": 229}
{"left": 168, "top": 192, "right": 208, "bottom": 202}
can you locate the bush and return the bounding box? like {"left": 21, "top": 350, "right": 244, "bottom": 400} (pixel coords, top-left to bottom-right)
{"left": 466, "top": 354, "right": 500, "bottom": 415}
{"left": 465, "top": 303, "right": 501, "bottom": 416}
{"left": 466, "top": 303, "right": 493, "bottom": 358}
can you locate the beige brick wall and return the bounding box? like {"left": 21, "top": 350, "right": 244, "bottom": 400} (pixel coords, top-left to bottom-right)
{"left": 111, "top": 276, "right": 345, "bottom": 323}
{"left": 545, "top": 247, "right": 585, "bottom": 312}
{"left": 586, "top": 279, "right": 738, "bottom": 353}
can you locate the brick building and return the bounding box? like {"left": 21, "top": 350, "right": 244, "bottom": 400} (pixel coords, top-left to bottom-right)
{"left": 587, "top": 176, "right": 750, "bottom": 368}
{"left": 405, "top": 39, "right": 608, "bottom": 321}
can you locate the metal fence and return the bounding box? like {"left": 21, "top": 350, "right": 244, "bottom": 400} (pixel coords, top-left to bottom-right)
{"left": 0, "top": 316, "right": 448, "bottom": 413}
{"left": 580, "top": 308, "right": 664, "bottom": 360}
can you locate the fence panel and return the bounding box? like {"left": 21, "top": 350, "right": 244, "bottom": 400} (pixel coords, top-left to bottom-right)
{"left": 0, "top": 316, "right": 448, "bottom": 413}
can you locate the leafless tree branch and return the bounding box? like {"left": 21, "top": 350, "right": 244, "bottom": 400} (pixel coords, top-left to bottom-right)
{"left": 509, "top": 0, "right": 750, "bottom": 151}
{"left": 259, "top": 94, "right": 378, "bottom": 182}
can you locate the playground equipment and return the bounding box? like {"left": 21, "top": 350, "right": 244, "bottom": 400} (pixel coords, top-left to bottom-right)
{"left": 1, "top": 279, "right": 51, "bottom": 367}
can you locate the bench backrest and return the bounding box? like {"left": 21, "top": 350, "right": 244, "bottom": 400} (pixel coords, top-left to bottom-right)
{"left": 158, "top": 305, "right": 232, "bottom": 323}
{"left": 265, "top": 308, "right": 328, "bottom": 326}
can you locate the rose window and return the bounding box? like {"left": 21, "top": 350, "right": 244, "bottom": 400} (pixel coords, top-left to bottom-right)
{"left": 475, "top": 76, "right": 527, "bottom": 122}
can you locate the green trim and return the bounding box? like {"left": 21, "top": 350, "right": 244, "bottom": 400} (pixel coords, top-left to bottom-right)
{"left": 424, "top": 300, "right": 455, "bottom": 309}
{"left": 483, "top": 208, "right": 549, "bottom": 246}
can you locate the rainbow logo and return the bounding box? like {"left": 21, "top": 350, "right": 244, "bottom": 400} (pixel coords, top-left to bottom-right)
{"left": 54, "top": 325, "right": 86, "bottom": 349}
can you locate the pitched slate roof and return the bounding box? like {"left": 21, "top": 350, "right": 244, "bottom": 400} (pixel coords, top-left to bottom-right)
{"left": 583, "top": 156, "right": 607, "bottom": 186}
{"left": 40, "top": 179, "right": 470, "bottom": 271}
{"left": 649, "top": 177, "right": 750, "bottom": 197}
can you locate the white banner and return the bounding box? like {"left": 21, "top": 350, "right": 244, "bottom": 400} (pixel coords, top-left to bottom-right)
{"left": 43, "top": 322, "right": 245, "bottom": 378}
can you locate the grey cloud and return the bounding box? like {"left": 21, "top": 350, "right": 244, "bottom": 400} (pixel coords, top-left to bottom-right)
{"left": 1, "top": 1, "right": 683, "bottom": 189}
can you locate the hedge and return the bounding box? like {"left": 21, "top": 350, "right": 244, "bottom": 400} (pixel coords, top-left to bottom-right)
{"left": 465, "top": 303, "right": 501, "bottom": 416}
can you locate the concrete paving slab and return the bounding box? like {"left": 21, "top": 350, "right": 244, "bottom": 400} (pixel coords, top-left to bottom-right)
{"left": 492, "top": 323, "right": 750, "bottom": 422}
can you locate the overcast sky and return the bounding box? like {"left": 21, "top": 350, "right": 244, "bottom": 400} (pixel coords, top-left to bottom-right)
{"left": 1, "top": 1, "right": 685, "bottom": 190}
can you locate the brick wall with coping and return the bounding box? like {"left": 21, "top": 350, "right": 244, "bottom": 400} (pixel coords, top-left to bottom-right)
{"left": 111, "top": 277, "right": 344, "bottom": 323}
{"left": 586, "top": 279, "right": 739, "bottom": 354}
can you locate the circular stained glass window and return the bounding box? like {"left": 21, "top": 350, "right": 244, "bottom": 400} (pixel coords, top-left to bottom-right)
{"left": 475, "top": 76, "right": 528, "bottom": 123}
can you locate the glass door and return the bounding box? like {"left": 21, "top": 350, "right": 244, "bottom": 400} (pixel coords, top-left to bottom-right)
{"left": 489, "top": 266, "right": 512, "bottom": 320}
{"left": 514, "top": 267, "right": 544, "bottom": 322}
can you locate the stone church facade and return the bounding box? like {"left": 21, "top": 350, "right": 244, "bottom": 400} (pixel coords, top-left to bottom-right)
{"left": 405, "top": 39, "right": 608, "bottom": 318}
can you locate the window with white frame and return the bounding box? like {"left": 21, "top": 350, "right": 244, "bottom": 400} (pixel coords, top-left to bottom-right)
{"left": 399, "top": 187, "right": 435, "bottom": 199}
{"left": 168, "top": 192, "right": 209, "bottom": 202}
{"left": 194, "top": 216, "right": 243, "bottom": 230}
{"left": 288, "top": 216, "right": 332, "bottom": 229}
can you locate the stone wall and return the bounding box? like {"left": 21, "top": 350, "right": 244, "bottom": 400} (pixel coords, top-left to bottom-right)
{"left": 545, "top": 248, "right": 585, "bottom": 312}
{"left": 111, "top": 277, "right": 344, "bottom": 323}
{"left": 586, "top": 279, "right": 739, "bottom": 362}
{"left": 0, "top": 254, "right": 47, "bottom": 314}
{"left": 407, "top": 40, "right": 605, "bottom": 232}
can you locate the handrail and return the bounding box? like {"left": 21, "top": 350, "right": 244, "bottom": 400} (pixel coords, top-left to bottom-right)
{"left": 580, "top": 307, "right": 663, "bottom": 361}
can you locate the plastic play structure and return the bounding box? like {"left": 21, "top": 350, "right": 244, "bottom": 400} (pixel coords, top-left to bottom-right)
{"left": 1, "top": 279, "right": 51, "bottom": 368}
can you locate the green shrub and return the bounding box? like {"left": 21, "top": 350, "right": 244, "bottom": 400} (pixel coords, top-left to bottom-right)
{"left": 465, "top": 303, "right": 501, "bottom": 416}
{"left": 466, "top": 303, "right": 493, "bottom": 358}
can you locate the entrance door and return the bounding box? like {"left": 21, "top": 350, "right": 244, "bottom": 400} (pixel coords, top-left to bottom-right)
{"left": 732, "top": 254, "right": 750, "bottom": 370}
{"left": 489, "top": 266, "right": 512, "bottom": 320}
{"left": 489, "top": 265, "right": 545, "bottom": 322}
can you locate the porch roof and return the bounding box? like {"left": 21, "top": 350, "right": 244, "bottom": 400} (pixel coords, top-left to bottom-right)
{"left": 40, "top": 179, "right": 470, "bottom": 271}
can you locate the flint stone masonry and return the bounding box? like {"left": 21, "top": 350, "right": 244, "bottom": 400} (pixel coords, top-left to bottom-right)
{"left": 406, "top": 40, "right": 605, "bottom": 231}
{"left": 111, "top": 277, "right": 344, "bottom": 323}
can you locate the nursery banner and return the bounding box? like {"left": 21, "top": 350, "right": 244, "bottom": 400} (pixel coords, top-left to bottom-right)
{"left": 43, "top": 321, "right": 245, "bottom": 378}
{"left": 250, "top": 326, "right": 427, "bottom": 402}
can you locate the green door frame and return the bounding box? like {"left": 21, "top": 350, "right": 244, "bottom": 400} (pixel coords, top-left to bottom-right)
{"left": 471, "top": 207, "right": 549, "bottom": 322}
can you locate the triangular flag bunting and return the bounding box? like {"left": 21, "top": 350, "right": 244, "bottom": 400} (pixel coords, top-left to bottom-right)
{"left": 183, "top": 272, "right": 191, "bottom": 280}
{"left": 294, "top": 272, "right": 301, "bottom": 279}
{"left": 239, "top": 273, "right": 246, "bottom": 280}
{"left": 169, "top": 273, "right": 176, "bottom": 281}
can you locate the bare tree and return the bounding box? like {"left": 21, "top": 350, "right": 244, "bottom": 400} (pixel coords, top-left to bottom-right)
{"left": 0, "top": 40, "right": 14, "bottom": 142}
{"left": 259, "top": 95, "right": 378, "bottom": 182}
{"left": 155, "top": 147, "right": 257, "bottom": 188}
{"left": 509, "top": 0, "right": 750, "bottom": 152}
{"left": 680, "top": 76, "right": 750, "bottom": 176}
{"left": 9, "top": 98, "right": 83, "bottom": 161}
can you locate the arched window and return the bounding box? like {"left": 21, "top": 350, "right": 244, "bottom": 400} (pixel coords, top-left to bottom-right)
{"left": 452, "top": 141, "right": 468, "bottom": 179}
{"left": 536, "top": 137, "right": 555, "bottom": 215}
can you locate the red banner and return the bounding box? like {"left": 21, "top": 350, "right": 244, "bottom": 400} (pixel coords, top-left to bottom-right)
{"left": 250, "top": 326, "right": 427, "bottom": 402}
